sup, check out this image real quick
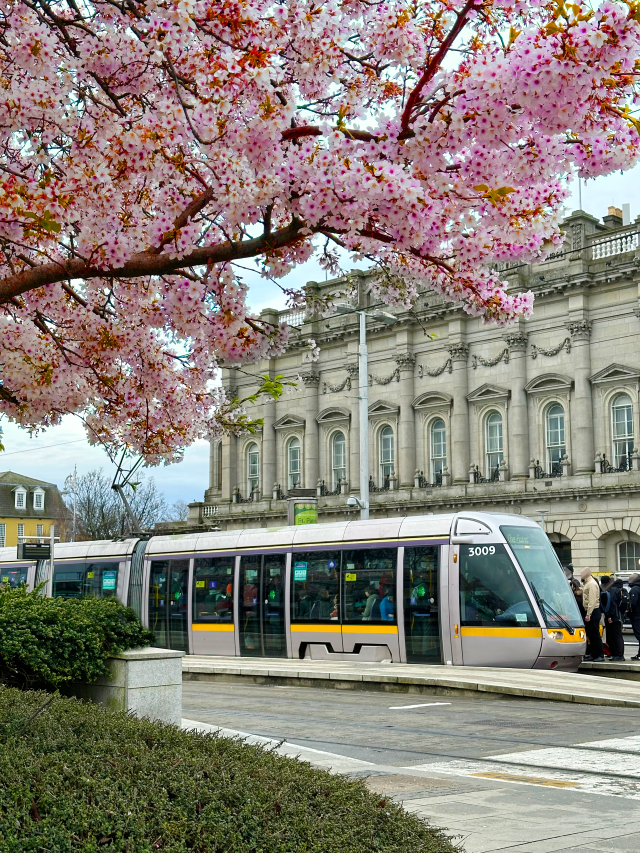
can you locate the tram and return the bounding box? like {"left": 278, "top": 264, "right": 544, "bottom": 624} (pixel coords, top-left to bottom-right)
{"left": 0, "top": 511, "right": 586, "bottom": 669}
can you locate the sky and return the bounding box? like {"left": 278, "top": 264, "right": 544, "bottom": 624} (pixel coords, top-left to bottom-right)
{"left": 1, "top": 166, "right": 639, "bottom": 510}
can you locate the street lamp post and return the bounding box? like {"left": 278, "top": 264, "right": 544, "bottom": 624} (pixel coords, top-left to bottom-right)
{"left": 336, "top": 304, "right": 397, "bottom": 520}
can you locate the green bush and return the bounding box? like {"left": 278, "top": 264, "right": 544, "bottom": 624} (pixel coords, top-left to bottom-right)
{"left": 0, "top": 586, "right": 155, "bottom": 688}
{"left": 0, "top": 687, "right": 460, "bottom": 853}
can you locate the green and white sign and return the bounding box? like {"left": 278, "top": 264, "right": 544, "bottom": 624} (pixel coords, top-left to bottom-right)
{"left": 294, "top": 502, "right": 317, "bottom": 525}
{"left": 294, "top": 562, "right": 308, "bottom": 581}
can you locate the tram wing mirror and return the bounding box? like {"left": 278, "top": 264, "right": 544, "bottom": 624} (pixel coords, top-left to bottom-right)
{"left": 450, "top": 534, "right": 475, "bottom": 545}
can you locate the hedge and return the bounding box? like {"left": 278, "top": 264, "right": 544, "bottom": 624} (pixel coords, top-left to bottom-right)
{"left": 0, "top": 687, "right": 461, "bottom": 853}
{"left": 0, "top": 586, "right": 154, "bottom": 688}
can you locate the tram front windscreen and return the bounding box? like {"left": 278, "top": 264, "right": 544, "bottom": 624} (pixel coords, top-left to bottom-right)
{"left": 501, "top": 525, "right": 583, "bottom": 629}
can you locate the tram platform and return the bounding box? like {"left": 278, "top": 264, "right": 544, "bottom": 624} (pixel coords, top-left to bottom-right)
{"left": 182, "top": 656, "right": 640, "bottom": 708}
{"left": 579, "top": 659, "right": 640, "bottom": 681}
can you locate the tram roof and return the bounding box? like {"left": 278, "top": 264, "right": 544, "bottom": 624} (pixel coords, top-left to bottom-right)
{"left": 53, "top": 538, "right": 140, "bottom": 560}
{"left": 145, "top": 513, "right": 460, "bottom": 556}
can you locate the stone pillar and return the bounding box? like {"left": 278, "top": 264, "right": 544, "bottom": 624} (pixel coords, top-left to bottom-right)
{"left": 395, "top": 353, "right": 416, "bottom": 488}
{"left": 220, "top": 434, "right": 235, "bottom": 502}
{"left": 262, "top": 396, "right": 276, "bottom": 499}
{"left": 448, "top": 342, "right": 470, "bottom": 483}
{"left": 301, "top": 371, "right": 320, "bottom": 488}
{"left": 504, "top": 331, "right": 529, "bottom": 480}
{"left": 347, "top": 364, "right": 360, "bottom": 495}
{"left": 567, "top": 319, "right": 594, "bottom": 474}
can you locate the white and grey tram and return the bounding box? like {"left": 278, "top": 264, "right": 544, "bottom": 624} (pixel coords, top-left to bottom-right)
{"left": 0, "top": 511, "right": 586, "bottom": 670}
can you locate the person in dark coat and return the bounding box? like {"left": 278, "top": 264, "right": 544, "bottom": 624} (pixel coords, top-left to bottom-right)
{"left": 628, "top": 573, "right": 640, "bottom": 660}
{"left": 600, "top": 576, "right": 625, "bottom": 661}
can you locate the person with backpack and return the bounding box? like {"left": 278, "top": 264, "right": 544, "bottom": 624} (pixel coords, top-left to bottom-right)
{"left": 628, "top": 573, "right": 640, "bottom": 660}
{"left": 580, "top": 568, "right": 604, "bottom": 661}
{"left": 600, "top": 576, "right": 625, "bottom": 661}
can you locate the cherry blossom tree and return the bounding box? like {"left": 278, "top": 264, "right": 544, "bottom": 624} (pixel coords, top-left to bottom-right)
{"left": 1, "top": 0, "right": 640, "bottom": 462}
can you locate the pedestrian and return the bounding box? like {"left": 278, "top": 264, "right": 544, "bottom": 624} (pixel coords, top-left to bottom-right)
{"left": 580, "top": 568, "right": 604, "bottom": 661}
{"left": 600, "top": 576, "right": 625, "bottom": 661}
{"left": 628, "top": 573, "right": 640, "bottom": 661}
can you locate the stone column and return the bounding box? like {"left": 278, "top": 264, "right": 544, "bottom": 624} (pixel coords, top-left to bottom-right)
{"left": 448, "top": 342, "right": 470, "bottom": 483}
{"left": 504, "top": 331, "right": 529, "bottom": 480}
{"left": 567, "top": 319, "right": 594, "bottom": 474}
{"left": 395, "top": 353, "right": 416, "bottom": 488}
{"left": 346, "top": 364, "right": 360, "bottom": 494}
{"left": 220, "top": 435, "right": 235, "bottom": 502}
{"left": 301, "top": 371, "right": 320, "bottom": 487}
{"left": 262, "top": 396, "right": 276, "bottom": 498}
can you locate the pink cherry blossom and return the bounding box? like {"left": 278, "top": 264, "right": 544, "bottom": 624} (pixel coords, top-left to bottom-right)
{"left": 1, "top": 0, "right": 640, "bottom": 461}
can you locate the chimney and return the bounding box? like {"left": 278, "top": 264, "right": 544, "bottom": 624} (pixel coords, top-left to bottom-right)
{"left": 603, "top": 206, "right": 623, "bottom": 229}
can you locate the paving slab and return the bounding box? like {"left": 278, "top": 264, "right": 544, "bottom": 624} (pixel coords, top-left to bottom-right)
{"left": 183, "top": 656, "right": 640, "bottom": 707}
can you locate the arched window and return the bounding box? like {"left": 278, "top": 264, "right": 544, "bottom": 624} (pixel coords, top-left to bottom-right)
{"left": 287, "top": 437, "right": 301, "bottom": 488}
{"left": 430, "top": 419, "right": 447, "bottom": 478}
{"left": 331, "top": 432, "right": 346, "bottom": 489}
{"left": 246, "top": 442, "right": 260, "bottom": 494}
{"left": 612, "top": 393, "right": 634, "bottom": 467}
{"left": 380, "top": 425, "right": 394, "bottom": 482}
{"left": 546, "top": 404, "right": 566, "bottom": 474}
{"left": 619, "top": 540, "right": 640, "bottom": 573}
{"left": 485, "top": 412, "right": 503, "bottom": 478}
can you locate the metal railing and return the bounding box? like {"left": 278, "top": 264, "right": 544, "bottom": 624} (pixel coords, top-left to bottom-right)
{"left": 600, "top": 452, "right": 633, "bottom": 473}
{"left": 318, "top": 479, "right": 342, "bottom": 496}
{"left": 416, "top": 471, "right": 443, "bottom": 488}
{"left": 471, "top": 464, "right": 500, "bottom": 484}
{"left": 369, "top": 476, "right": 390, "bottom": 493}
{"left": 533, "top": 460, "right": 562, "bottom": 479}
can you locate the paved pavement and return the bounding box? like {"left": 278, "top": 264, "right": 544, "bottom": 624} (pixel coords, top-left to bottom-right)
{"left": 182, "top": 681, "right": 640, "bottom": 853}
{"left": 183, "top": 655, "right": 640, "bottom": 707}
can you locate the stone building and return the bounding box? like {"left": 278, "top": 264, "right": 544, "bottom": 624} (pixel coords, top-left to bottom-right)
{"left": 175, "top": 206, "right": 640, "bottom": 577}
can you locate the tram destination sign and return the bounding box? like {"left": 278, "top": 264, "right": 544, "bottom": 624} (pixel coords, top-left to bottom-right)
{"left": 17, "top": 542, "right": 51, "bottom": 560}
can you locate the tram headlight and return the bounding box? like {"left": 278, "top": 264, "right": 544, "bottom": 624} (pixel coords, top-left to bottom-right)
{"left": 549, "top": 631, "right": 564, "bottom": 641}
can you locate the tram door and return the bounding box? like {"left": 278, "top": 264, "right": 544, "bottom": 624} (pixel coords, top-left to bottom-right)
{"left": 239, "top": 554, "right": 286, "bottom": 657}
{"left": 403, "top": 546, "right": 442, "bottom": 663}
{"left": 148, "top": 559, "right": 189, "bottom": 652}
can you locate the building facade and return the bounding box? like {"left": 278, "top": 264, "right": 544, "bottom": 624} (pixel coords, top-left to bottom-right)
{"left": 170, "top": 206, "right": 640, "bottom": 577}
{"left": 0, "top": 471, "right": 67, "bottom": 548}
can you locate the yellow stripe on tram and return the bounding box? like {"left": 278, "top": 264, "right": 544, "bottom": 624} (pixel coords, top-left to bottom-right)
{"left": 191, "top": 623, "right": 235, "bottom": 632}
{"left": 290, "top": 624, "right": 342, "bottom": 633}
{"left": 342, "top": 625, "right": 398, "bottom": 635}
{"left": 461, "top": 627, "right": 542, "bottom": 639}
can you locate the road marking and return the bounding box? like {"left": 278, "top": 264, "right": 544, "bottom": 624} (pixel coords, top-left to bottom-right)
{"left": 389, "top": 702, "right": 452, "bottom": 709}
{"left": 472, "top": 771, "right": 578, "bottom": 788}
{"left": 409, "top": 733, "right": 640, "bottom": 800}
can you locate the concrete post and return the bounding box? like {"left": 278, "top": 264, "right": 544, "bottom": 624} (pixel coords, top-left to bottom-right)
{"left": 567, "top": 320, "right": 594, "bottom": 474}
{"left": 301, "top": 371, "right": 320, "bottom": 488}
{"left": 395, "top": 353, "right": 416, "bottom": 488}
{"left": 448, "top": 342, "right": 470, "bottom": 483}
{"left": 504, "top": 331, "right": 529, "bottom": 479}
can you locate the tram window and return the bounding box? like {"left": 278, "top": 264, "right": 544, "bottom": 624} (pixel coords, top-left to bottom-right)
{"left": 193, "top": 556, "right": 234, "bottom": 622}
{"left": 404, "top": 547, "right": 441, "bottom": 663}
{"left": 501, "top": 526, "right": 583, "bottom": 628}
{"left": 52, "top": 562, "right": 119, "bottom": 599}
{"left": 291, "top": 551, "right": 340, "bottom": 621}
{"left": 0, "top": 567, "right": 28, "bottom": 588}
{"left": 459, "top": 545, "right": 537, "bottom": 627}
{"left": 342, "top": 548, "right": 397, "bottom": 623}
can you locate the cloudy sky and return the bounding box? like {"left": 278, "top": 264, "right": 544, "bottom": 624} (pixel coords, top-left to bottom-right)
{"left": 1, "top": 167, "right": 638, "bottom": 508}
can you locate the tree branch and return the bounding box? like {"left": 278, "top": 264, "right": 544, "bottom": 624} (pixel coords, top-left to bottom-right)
{"left": 0, "top": 220, "right": 305, "bottom": 303}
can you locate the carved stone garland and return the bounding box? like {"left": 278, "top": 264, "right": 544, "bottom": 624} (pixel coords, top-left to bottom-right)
{"left": 472, "top": 348, "right": 510, "bottom": 369}
{"left": 417, "top": 359, "right": 452, "bottom": 378}
{"left": 322, "top": 376, "right": 351, "bottom": 394}
{"left": 530, "top": 339, "right": 571, "bottom": 359}
{"left": 369, "top": 367, "right": 400, "bottom": 386}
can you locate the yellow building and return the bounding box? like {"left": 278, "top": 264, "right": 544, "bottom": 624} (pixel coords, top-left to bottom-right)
{"left": 0, "top": 471, "right": 67, "bottom": 548}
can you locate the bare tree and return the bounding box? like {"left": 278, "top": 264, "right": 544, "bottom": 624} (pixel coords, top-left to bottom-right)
{"left": 167, "top": 500, "right": 190, "bottom": 522}
{"left": 66, "top": 469, "right": 168, "bottom": 540}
